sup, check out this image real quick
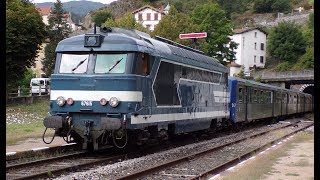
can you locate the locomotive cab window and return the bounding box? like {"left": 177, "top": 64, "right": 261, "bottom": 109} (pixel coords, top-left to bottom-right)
{"left": 95, "top": 54, "right": 127, "bottom": 73}
{"left": 135, "top": 53, "right": 154, "bottom": 76}
{"left": 59, "top": 54, "right": 89, "bottom": 73}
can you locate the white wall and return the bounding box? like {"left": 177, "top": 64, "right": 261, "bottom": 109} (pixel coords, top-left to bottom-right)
{"left": 230, "top": 67, "right": 241, "bottom": 77}
{"left": 230, "top": 29, "right": 267, "bottom": 74}
{"left": 42, "top": 15, "right": 49, "bottom": 25}
{"left": 134, "top": 8, "right": 162, "bottom": 31}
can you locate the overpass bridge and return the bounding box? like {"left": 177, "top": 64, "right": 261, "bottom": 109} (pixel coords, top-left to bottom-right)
{"left": 253, "top": 70, "right": 314, "bottom": 95}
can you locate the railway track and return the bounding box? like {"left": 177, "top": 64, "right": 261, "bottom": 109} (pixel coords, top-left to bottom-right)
{"left": 6, "top": 118, "right": 312, "bottom": 180}
{"left": 6, "top": 149, "right": 125, "bottom": 180}
{"left": 115, "top": 120, "right": 313, "bottom": 180}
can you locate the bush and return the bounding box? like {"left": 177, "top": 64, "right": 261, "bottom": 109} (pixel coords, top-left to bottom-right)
{"left": 275, "top": 61, "right": 293, "bottom": 71}
{"left": 292, "top": 47, "right": 314, "bottom": 70}
{"left": 267, "top": 22, "right": 307, "bottom": 63}
{"left": 92, "top": 9, "right": 113, "bottom": 27}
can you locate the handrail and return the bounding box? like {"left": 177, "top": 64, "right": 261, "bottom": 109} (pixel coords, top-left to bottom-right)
{"left": 257, "top": 70, "right": 314, "bottom": 80}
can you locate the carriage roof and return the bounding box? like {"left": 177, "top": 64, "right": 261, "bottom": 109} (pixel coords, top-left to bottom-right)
{"left": 229, "top": 76, "right": 311, "bottom": 96}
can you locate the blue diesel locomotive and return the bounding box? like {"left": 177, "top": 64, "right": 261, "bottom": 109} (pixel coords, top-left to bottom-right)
{"left": 43, "top": 27, "right": 312, "bottom": 150}
{"left": 43, "top": 27, "right": 229, "bottom": 150}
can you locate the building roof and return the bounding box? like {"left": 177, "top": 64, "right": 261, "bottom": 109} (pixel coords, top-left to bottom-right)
{"left": 36, "top": 6, "right": 51, "bottom": 16}
{"left": 132, "top": 5, "right": 165, "bottom": 15}
{"left": 228, "top": 61, "right": 242, "bottom": 67}
{"left": 233, "top": 27, "right": 268, "bottom": 35}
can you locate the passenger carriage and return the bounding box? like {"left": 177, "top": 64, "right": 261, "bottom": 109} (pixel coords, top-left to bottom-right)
{"left": 228, "top": 77, "right": 312, "bottom": 124}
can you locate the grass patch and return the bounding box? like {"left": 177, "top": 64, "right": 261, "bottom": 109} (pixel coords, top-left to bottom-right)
{"left": 6, "top": 99, "right": 52, "bottom": 145}
{"left": 221, "top": 132, "right": 313, "bottom": 180}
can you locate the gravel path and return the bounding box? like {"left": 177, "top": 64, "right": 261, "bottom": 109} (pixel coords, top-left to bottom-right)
{"left": 55, "top": 119, "right": 305, "bottom": 180}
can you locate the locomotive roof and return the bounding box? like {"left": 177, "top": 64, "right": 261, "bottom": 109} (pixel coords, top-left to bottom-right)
{"left": 56, "top": 27, "right": 227, "bottom": 73}
{"left": 229, "top": 76, "right": 311, "bottom": 96}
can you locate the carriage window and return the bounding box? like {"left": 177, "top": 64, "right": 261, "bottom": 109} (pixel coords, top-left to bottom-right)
{"left": 238, "top": 87, "right": 243, "bottom": 103}
{"left": 282, "top": 94, "right": 287, "bottom": 103}
{"left": 95, "top": 54, "right": 127, "bottom": 73}
{"left": 266, "top": 91, "right": 272, "bottom": 103}
{"left": 59, "top": 54, "right": 89, "bottom": 73}
{"left": 260, "top": 90, "right": 264, "bottom": 103}
{"left": 253, "top": 89, "right": 258, "bottom": 103}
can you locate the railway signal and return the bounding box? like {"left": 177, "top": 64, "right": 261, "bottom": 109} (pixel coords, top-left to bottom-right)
{"left": 179, "top": 32, "right": 207, "bottom": 39}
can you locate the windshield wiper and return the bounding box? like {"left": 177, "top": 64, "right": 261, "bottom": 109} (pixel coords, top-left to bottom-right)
{"left": 107, "top": 58, "right": 123, "bottom": 73}
{"left": 71, "top": 58, "right": 87, "bottom": 72}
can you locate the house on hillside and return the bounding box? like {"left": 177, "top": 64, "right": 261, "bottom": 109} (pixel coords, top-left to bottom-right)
{"left": 132, "top": 4, "right": 169, "bottom": 31}
{"left": 229, "top": 27, "right": 267, "bottom": 76}
{"left": 33, "top": 7, "right": 76, "bottom": 77}
{"left": 36, "top": 6, "right": 51, "bottom": 25}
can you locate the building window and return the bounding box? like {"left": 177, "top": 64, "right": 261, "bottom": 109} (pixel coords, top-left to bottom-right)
{"left": 260, "top": 56, "right": 264, "bottom": 63}
{"left": 147, "top": 13, "right": 151, "bottom": 20}
{"left": 254, "top": 55, "right": 256, "bottom": 63}
{"left": 255, "top": 32, "right": 257, "bottom": 37}
{"left": 254, "top": 42, "right": 257, "bottom": 50}
{"left": 146, "top": 24, "right": 151, "bottom": 30}
{"left": 154, "top": 13, "right": 158, "bottom": 20}
{"left": 242, "top": 37, "right": 245, "bottom": 48}
{"left": 138, "top": 13, "right": 143, "bottom": 21}
{"left": 261, "top": 43, "right": 264, "bottom": 50}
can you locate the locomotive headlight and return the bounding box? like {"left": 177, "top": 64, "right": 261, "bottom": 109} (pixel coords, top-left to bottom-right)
{"left": 67, "top": 98, "right": 74, "bottom": 105}
{"left": 109, "top": 97, "right": 119, "bottom": 107}
{"left": 100, "top": 98, "right": 107, "bottom": 106}
{"left": 56, "top": 96, "right": 66, "bottom": 107}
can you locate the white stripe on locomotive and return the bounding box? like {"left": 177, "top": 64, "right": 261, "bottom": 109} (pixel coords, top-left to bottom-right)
{"left": 131, "top": 110, "right": 229, "bottom": 124}
{"left": 50, "top": 90, "right": 143, "bottom": 102}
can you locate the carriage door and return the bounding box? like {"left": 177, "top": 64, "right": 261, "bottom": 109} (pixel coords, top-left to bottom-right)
{"left": 237, "top": 85, "right": 246, "bottom": 122}
{"left": 137, "top": 53, "right": 154, "bottom": 114}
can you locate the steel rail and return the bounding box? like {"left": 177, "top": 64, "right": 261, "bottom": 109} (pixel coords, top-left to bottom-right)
{"left": 115, "top": 121, "right": 301, "bottom": 180}
{"left": 192, "top": 122, "right": 314, "bottom": 180}
{"left": 7, "top": 154, "right": 126, "bottom": 180}
{"left": 6, "top": 151, "right": 86, "bottom": 170}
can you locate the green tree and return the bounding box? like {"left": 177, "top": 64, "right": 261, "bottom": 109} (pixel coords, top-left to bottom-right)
{"left": 271, "top": 0, "right": 291, "bottom": 13}
{"left": 267, "top": 22, "right": 307, "bottom": 63}
{"left": 253, "top": 0, "right": 273, "bottom": 13}
{"left": 292, "top": 47, "right": 313, "bottom": 70}
{"left": 17, "top": 69, "right": 36, "bottom": 96}
{"left": 42, "top": 0, "right": 72, "bottom": 76}
{"left": 103, "top": 12, "right": 148, "bottom": 32}
{"left": 190, "top": 3, "right": 237, "bottom": 63}
{"left": 92, "top": 9, "right": 113, "bottom": 27}
{"left": 6, "top": 0, "right": 46, "bottom": 92}
{"left": 152, "top": 6, "right": 199, "bottom": 45}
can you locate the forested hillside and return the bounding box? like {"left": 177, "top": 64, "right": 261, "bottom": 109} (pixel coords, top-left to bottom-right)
{"left": 35, "top": 1, "right": 106, "bottom": 23}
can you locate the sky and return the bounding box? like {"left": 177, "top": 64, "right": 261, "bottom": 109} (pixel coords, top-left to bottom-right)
{"left": 31, "top": 0, "right": 117, "bottom": 5}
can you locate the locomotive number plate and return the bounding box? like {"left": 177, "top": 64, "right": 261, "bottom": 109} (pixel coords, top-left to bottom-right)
{"left": 81, "top": 101, "right": 92, "bottom": 106}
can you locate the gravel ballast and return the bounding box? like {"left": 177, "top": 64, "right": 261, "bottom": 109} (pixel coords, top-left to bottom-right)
{"left": 55, "top": 119, "right": 311, "bottom": 180}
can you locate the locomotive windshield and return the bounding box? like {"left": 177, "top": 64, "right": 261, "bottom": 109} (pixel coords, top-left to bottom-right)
{"left": 59, "top": 54, "right": 89, "bottom": 73}
{"left": 95, "top": 54, "right": 127, "bottom": 74}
